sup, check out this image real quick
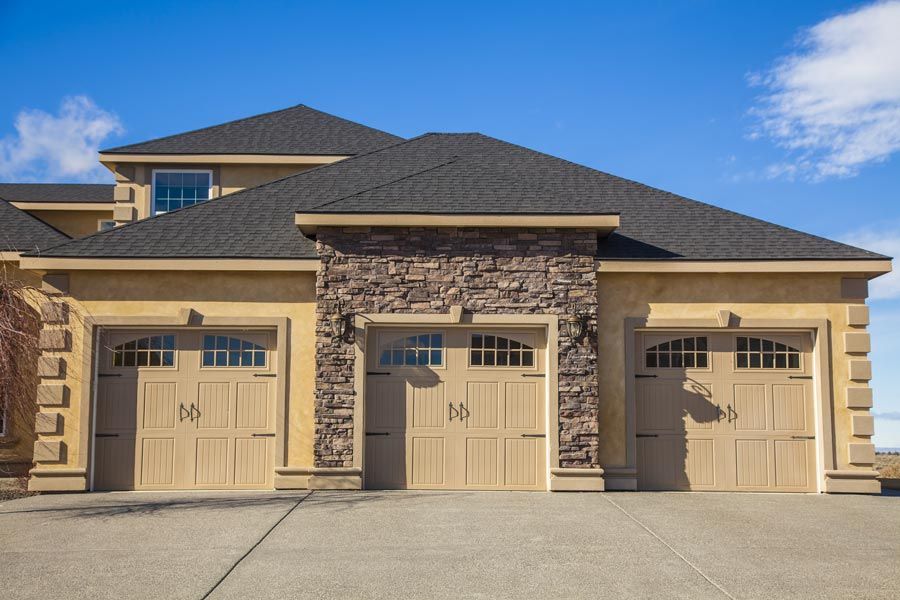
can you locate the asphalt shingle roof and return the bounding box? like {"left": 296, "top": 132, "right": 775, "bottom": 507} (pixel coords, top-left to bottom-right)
{"left": 33, "top": 133, "right": 886, "bottom": 261}
{"left": 0, "top": 200, "right": 70, "bottom": 253}
{"left": 102, "top": 104, "right": 403, "bottom": 156}
{"left": 0, "top": 183, "right": 114, "bottom": 204}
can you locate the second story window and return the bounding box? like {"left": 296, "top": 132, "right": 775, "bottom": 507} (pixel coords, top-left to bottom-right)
{"left": 152, "top": 170, "right": 212, "bottom": 215}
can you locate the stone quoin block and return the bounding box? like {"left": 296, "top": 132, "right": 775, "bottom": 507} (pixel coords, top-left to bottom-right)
{"left": 37, "top": 356, "right": 64, "bottom": 378}
{"left": 36, "top": 384, "right": 67, "bottom": 406}
{"left": 846, "top": 387, "right": 873, "bottom": 408}
{"left": 39, "top": 329, "right": 69, "bottom": 351}
{"left": 846, "top": 305, "right": 870, "bottom": 327}
{"left": 34, "top": 412, "right": 61, "bottom": 434}
{"left": 40, "top": 301, "right": 69, "bottom": 325}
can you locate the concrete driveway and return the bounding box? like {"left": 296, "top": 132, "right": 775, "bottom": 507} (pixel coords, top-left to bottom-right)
{"left": 1, "top": 490, "right": 898, "bottom": 600}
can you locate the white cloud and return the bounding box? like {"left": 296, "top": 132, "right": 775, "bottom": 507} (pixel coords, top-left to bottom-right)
{"left": 0, "top": 95, "right": 123, "bottom": 182}
{"left": 841, "top": 227, "right": 900, "bottom": 299}
{"left": 748, "top": 1, "right": 900, "bottom": 180}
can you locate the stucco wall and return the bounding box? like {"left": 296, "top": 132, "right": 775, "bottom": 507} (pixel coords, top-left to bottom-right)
{"left": 26, "top": 209, "right": 113, "bottom": 239}
{"left": 596, "top": 271, "right": 874, "bottom": 475}
{"left": 29, "top": 270, "right": 317, "bottom": 487}
{"left": 111, "top": 163, "right": 319, "bottom": 222}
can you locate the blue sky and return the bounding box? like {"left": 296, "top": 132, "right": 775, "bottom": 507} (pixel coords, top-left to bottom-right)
{"left": 2, "top": 0, "right": 899, "bottom": 446}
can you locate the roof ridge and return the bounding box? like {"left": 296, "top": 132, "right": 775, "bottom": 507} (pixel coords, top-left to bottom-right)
{"left": 101, "top": 104, "right": 309, "bottom": 153}
{"left": 101, "top": 103, "right": 403, "bottom": 154}
{"left": 306, "top": 156, "right": 461, "bottom": 211}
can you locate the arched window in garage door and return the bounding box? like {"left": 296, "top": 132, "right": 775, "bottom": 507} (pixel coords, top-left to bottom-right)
{"left": 202, "top": 335, "right": 267, "bottom": 367}
{"left": 644, "top": 336, "right": 708, "bottom": 369}
{"left": 735, "top": 336, "right": 801, "bottom": 369}
{"left": 111, "top": 334, "right": 175, "bottom": 367}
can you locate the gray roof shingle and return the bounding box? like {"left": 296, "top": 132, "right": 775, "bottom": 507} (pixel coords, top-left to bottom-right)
{"left": 102, "top": 104, "right": 403, "bottom": 156}
{"left": 0, "top": 200, "right": 70, "bottom": 253}
{"left": 33, "top": 133, "right": 886, "bottom": 261}
{"left": 0, "top": 183, "right": 114, "bottom": 204}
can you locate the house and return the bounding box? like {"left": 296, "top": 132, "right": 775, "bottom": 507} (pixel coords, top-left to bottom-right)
{"left": 1, "top": 104, "right": 889, "bottom": 494}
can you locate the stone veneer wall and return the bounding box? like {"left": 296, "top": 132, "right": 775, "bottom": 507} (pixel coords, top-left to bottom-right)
{"left": 314, "top": 226, "right": 600, "bottom": 469}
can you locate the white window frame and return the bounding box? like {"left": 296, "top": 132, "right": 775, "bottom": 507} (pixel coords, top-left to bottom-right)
{"left": 151, "top": 169, "right": 213, "bottom": 215}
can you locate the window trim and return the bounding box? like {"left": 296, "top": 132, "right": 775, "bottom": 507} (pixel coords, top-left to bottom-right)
{"left": 151, "top": 168, "right": 214, "bottom": 215}
{"left": 468, "top": 331, "right": 538, "bottom": 370}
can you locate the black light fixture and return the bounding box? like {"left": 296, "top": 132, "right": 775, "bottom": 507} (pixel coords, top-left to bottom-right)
{"left": 564, "top": 314, "right": 584, "bottom": 340}
{"left": 329, "top": 304, "right": 346, "bottom": 339}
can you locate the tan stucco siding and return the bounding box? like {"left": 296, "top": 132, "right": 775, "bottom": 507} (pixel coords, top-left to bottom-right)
{"left": 38, "top": 270, "right": 317, "bottom": 481}
{"left": 111, "top": 163, "right": 318, "bottom": 221}
{"left": 25, "top": 209, "right": 113, "bottom": 239}
{"left": 218, "top": 164, "right": 316, "bottom": 196}
{"left": 597, "top": 272, "right": 870, "bottom": 473}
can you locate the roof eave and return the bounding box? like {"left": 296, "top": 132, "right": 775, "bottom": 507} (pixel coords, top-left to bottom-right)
{"left": 98, "top": 152, "right": 351, "bottom": 167}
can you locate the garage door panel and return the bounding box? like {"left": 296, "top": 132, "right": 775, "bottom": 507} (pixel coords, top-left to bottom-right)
{"left": 466, "top": 382, "right": 499, "bottom": 429}
{"left": 94, "top": 437, "right": 136, "bottom": 490}
{"left": 195, "top": 438, "right": 229, "bottom": 486}
{"left": 365, "top": 436, "right": 406, "bottom": 488}
{"left": 367, "top": 380, "right": 406, "bottom": 430}
{"left": 411, "top": 437, "right": 446, "bottom": 485}
{"left": 773, "top": 384, "right": 808, "bottom": 431}
{"left": 466, "top": 438, "right": 499, "bottom": 486}
{"left": 638, "top": 437, "right": 681, "bottom": 490}
{"left": 734, "top": 439, "right": 769, "bottom": 488}
{"left": 234, "top": 438, "right": 268, "bottom": 485}
{"left": 504, "top": 438, "right": 538, "bottom": 487}
{"left": 505, "top": 382, "right": 538, "bottom": 429}
{"left": 236, "top": 382, "right": 268, "bottom": 429}
{"left": 685, "top": 439, "right": 717, "bottom": 487}
{"left": 198, "top": 382, "right": 230, "bottom": 429}
{"left": 98, "top": 381, "right": 137, "bottom": 431}
{"left": 412, "top": 383, "right": 446, "bottom": 429}
{"left": 140, "top": 438, "right": 176, "bottom": 486}
{"left": 774, "top": 440, "right": 810, "bottom": 488}
{"left": 733, "top": 384, "right": 767, "bottom": 431}
{"left": 142, "top": 382, "right": 177, "bottom": 430}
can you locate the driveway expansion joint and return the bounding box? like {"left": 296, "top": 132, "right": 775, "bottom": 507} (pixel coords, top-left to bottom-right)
{"left": 201, "top": 491, "right": 313, "bottom": 599}
{"left": 601, "top": 494, "right": 736, "bottom": 600}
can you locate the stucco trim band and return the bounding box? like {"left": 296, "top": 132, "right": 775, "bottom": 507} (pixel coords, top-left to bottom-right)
{"left": 11, "top": 202, "right": 113, "bottom": 211}
{"left": 598, "top": 260, "right": 892, "bottom": 275}
{"left": 295, "top": 212, "right": 620, "bottom": 234}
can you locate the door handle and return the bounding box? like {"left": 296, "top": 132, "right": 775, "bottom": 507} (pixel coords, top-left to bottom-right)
{"left": 179, "top": 403, "right": 190, "bottom": 422}
{"left": 727, "top": 404, "right": 737, "bottom": 423}
{"left": 448, "top": 402, "right": 459, "bottom": 421}
{"left": 458, "top": 402, "right": 470, "bottom": 420}
{"left": 190, "top": 402, "right": 201, "bottom": 422}
{"left": 715, "top": 404, "right": 725, "bottom": 422}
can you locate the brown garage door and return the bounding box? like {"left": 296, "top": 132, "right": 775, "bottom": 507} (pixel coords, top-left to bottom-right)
{"left": 93, "top": 330, "right": 276, "bottom": 491}
{"left": 365, "top": 328, "right": 547, "bottom": 490}
{"left": 635, "top": 331, "right": 816, "bottom": 492}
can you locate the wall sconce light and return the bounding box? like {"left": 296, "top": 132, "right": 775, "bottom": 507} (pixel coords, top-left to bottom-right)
{"left": 564, "top": 314, "right": 584, "bottom": 340}
{"left": 329, "top": 308, "right": 346, "bottom": 339}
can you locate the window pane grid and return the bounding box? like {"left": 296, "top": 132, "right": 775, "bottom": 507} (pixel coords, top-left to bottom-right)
{"left": 645, "top": 336, "right": 709, "bottom": 369}
{"left": 202, "top": 335, "right": 266, "bottom": 367}
{"left": 379, "top": 333, "right": 444, "bottom": 367}
{"left": 735, "top": 336, "right": 800, "bottom": 370}
{"left": 112, "top": 335, "right": 175, "bottom": 367}
{"left": 154, "top": 172, "right": 211, "bottom": 214}
{"left": 470, "top": 333, "right": 535, "bottom": 367}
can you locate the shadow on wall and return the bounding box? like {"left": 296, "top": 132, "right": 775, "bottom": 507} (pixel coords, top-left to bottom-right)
{"left": 636, "top": 361, "right": 721, "bottom": 491}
